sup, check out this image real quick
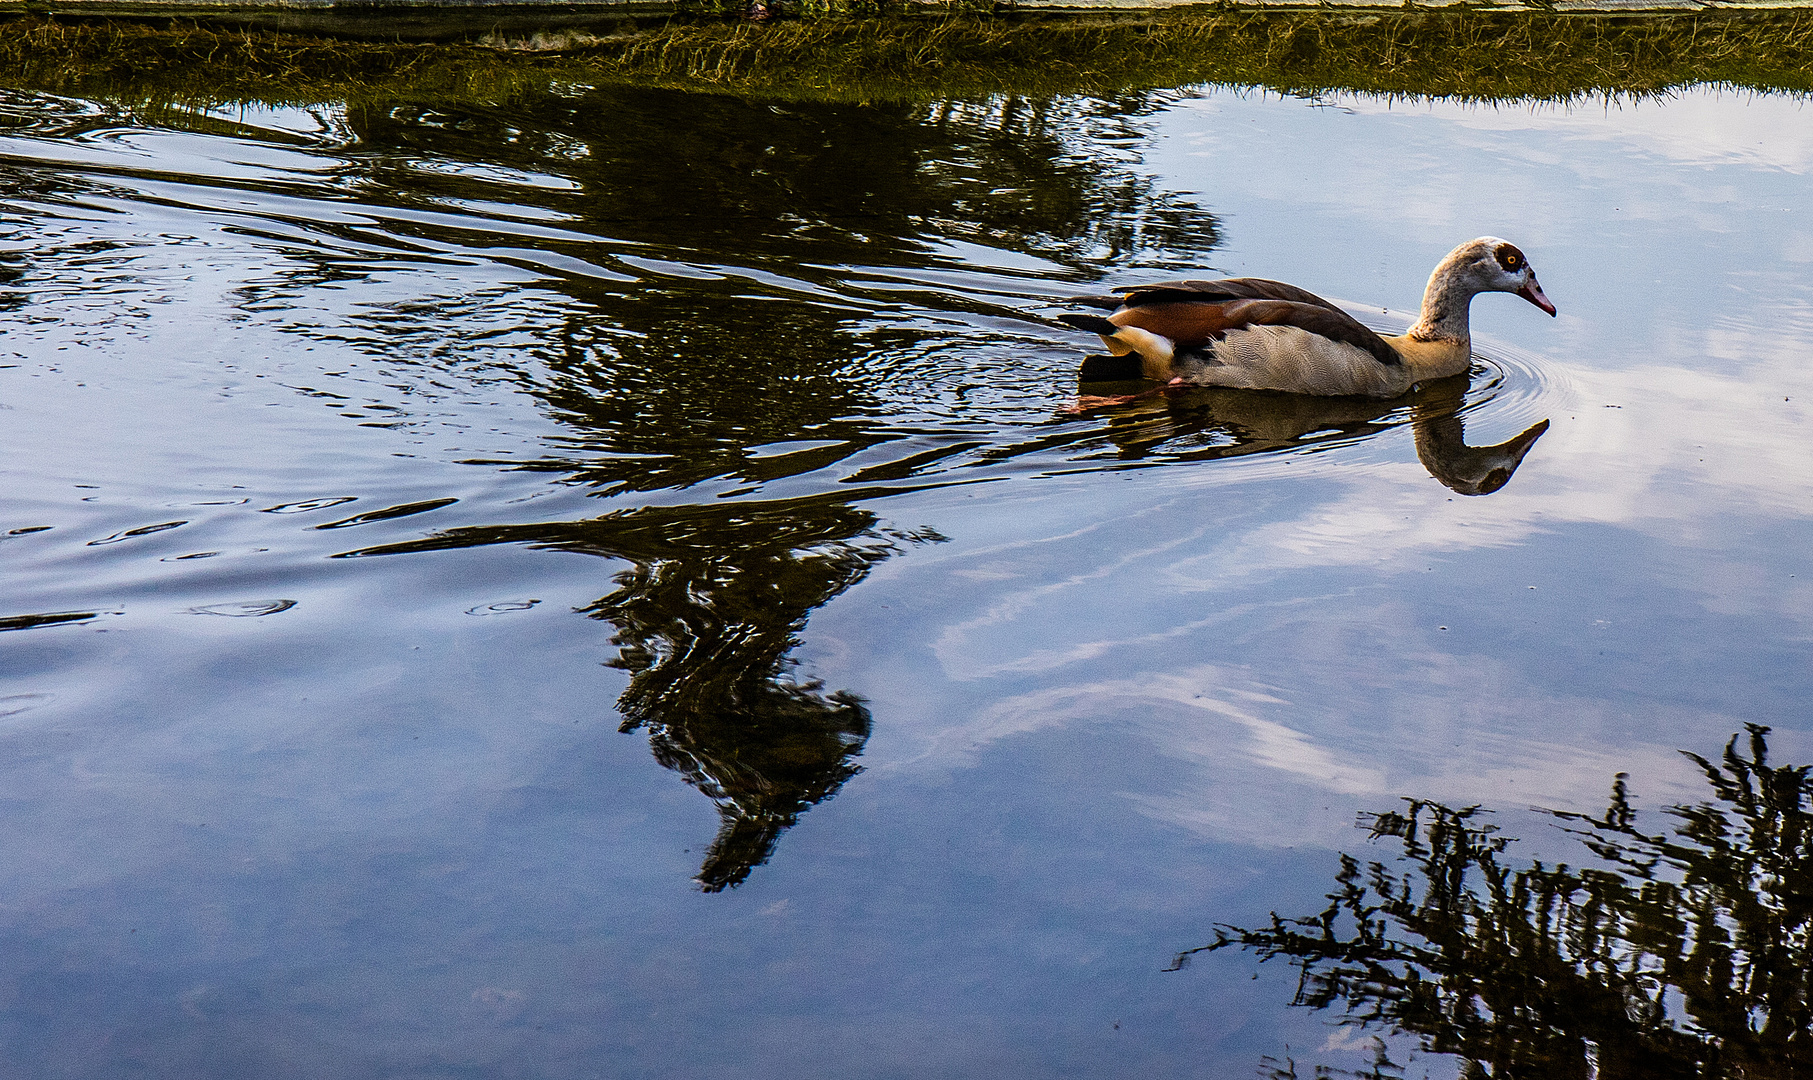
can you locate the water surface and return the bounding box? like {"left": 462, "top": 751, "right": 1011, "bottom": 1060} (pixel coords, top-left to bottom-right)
{"left": 1, "top": 82, "right": 1810, "bottom": 1077}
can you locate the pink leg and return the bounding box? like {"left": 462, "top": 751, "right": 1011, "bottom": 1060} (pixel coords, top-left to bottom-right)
{"left": 1064, "top": 378, "right": 1192, "bottom": 415}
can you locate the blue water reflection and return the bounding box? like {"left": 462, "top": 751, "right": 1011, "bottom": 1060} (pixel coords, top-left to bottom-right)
{"left": 0, "top": 82, "right": 1809, "bottom": 1077}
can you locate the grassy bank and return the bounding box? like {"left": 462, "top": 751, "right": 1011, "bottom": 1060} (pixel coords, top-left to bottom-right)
{"left": 4, "top": 8, "right": 1813, "bottom": 106}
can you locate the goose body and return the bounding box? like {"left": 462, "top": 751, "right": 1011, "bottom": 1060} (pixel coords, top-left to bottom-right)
{"left": 1059, "top": 238, "right": 1556, "bottom": 398}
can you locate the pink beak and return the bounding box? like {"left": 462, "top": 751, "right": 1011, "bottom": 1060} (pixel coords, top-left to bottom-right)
{"left": 1518, "top": 276, "right": 1557, "bottom": 317}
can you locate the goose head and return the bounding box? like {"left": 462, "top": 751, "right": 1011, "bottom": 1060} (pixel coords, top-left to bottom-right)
{"left": 1404, "top": 237, "right": 1557, "bottom": 351}
{"left": 1448, "top": 237, "right": 1557, "bottom": 316}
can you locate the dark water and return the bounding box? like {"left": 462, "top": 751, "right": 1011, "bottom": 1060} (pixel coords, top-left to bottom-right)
{"left": 1, "top": 81, "right": 1811, "bottom": 1078}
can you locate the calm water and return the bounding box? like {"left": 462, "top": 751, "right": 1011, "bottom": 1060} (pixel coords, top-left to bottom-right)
{"left": 1, "top": 81, "right": 1811, "bottom": 1078}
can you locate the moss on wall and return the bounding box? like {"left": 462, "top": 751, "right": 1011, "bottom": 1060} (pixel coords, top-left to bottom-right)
{"left": 4, "top": 8, "right": 1813, "bottom": 106}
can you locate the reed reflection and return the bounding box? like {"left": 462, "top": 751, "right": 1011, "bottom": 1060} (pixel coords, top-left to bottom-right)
{"left": 340, "top": 499, "right": 941, "bottom": 891}
{"left": 1182, "top": 725, "right": 1813, "bottom": 1079}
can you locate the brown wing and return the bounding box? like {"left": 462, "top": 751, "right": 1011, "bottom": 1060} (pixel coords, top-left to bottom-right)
{"left": 1069, "top": 277, "right": 1338, "bottom": 312}
{"left": 1110, "top": 298, "right": 1401, "bottom": 367}
{"left": 1115, "top": 277, "right": 1344, "bottom": 312}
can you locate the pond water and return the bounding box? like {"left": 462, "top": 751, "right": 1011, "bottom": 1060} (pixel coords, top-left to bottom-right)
{"left": 1, "top": 77, "right": 1811, "bottom": 1078}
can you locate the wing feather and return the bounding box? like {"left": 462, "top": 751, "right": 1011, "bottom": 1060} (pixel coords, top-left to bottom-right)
{"left": 1110, "top": 298, "right": 1400, "bottom": 367}
{"left": 1114, "top": 277, "right": 1342, "bottom": 311}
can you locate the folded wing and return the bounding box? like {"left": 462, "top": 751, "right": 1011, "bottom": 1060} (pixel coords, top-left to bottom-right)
{"left": 1067, "top": 277, "right": 1399, "bottom": 367}
{"left": 1109, "top": 297, "right": 1401, "bottom": 368}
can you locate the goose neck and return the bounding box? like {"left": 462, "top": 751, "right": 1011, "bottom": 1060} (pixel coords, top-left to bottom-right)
{"left": 1405, "top": 259, "right": 1478, "bottom": 347}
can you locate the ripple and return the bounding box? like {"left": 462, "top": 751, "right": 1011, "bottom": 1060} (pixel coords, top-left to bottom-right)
{"left": 262, "top": 498, "right": 356, "bottom": 515}
{"left": 0, "top": 693, "right": 50, "bottom": 720}
{"left": 465, "top": 600, "right": 540, "bottom": 616}
{"left": 87, "top": 520, "right": 186, "bottom": 545}
{"left": 188, "top": 600, "right": 297, "bottom": 617}
{"left": 1464, "top": 336, "right": 1573, "bottom": 436}
{"left": 1, "top": 87, "right": 1580, "bottom": 610}
{"left": 315, "top": 498, "right": 458, "bottom": 530}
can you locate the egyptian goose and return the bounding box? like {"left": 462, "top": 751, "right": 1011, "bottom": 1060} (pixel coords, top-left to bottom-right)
{"left": 1057, "top": 238, "right": 1555, "bottom": 398}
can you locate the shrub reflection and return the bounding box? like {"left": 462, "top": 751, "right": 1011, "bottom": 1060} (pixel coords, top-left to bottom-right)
{"left": 337, "top": 500, "right": 940, "bottom": 890}
{"left": 575, "top": 503, "right": 943, "bottom": 891}
{"left": 1184, "top": 725, "right": 1813, "bottom": 1079}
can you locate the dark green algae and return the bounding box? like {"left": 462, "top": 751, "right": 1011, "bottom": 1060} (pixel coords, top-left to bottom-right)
{"left": 6, "top": 7, "right": 1813, "bottom": 106}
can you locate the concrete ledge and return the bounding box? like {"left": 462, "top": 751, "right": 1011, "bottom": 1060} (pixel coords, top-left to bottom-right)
{"left": 19, "top": 0, "right": 1813, "bottom": 17}
{"left": 1012, "top": 0, "right": 1807, "bottom": 8}
{"left": 18, "top": 1, "right": 674, "bottom": 39}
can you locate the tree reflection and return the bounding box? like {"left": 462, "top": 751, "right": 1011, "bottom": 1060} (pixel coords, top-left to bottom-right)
{"left": 338, "top": 498, "right": 941, "bottom": 890}
{"left": 310, "top": 86, "right": 1212, "bottom": 890}
{"left": 291, "top": 85, "right": 1540, "bottom": 897}
{"left": 1181, "top": 725, "right": 1813, "bottom": 1078}
{"left": 573, "top": 503, "right": 944, "bottom": 892}
{"left": 298, "top": 86, "right": 1228, "bottom": 501}
{"left": 338, "top": 87, "right": 1217, "bottom": 272}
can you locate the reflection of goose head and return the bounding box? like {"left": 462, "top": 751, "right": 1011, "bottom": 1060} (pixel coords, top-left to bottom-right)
{"left": 1411, "top": 374, "right": 1549, "bottom": 496}
{"left": 1417, "top": 415, "right": 1550, "bottom": 496}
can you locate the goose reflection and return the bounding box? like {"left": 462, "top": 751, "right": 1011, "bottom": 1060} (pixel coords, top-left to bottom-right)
{"left": 1414, "top": 376, "right": 1548, "bottom": 496}
{"left": 1181, "top": 725, "right": 1813, "bottom": 1080}
{"left": 1076, "top": 368, "right": 1548, "bottom": 495}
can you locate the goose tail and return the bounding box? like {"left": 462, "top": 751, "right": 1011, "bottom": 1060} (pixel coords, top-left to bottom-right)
{"left": 1058, "top": 313, "right": 1175, "bottom": 366}
{"left": 1057, "top": 313, "right": 1121, "bottom": 336}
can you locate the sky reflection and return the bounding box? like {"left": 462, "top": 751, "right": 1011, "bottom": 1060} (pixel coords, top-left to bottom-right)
{"left": 0, "top": 81, "right": 1808, "bottom": 1078}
